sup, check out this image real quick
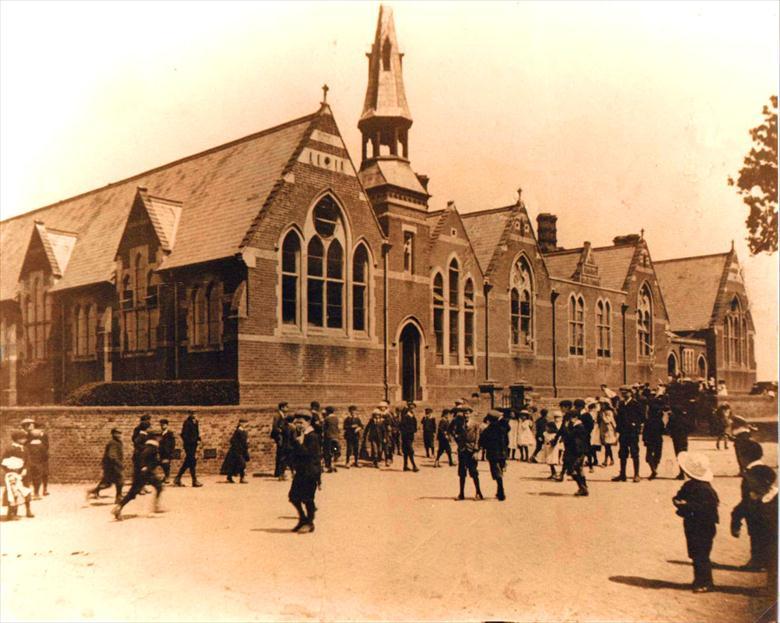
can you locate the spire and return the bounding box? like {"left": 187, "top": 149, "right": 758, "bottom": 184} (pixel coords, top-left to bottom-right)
{"left": 359, "top": 5, "right": 413, "bottom": 165}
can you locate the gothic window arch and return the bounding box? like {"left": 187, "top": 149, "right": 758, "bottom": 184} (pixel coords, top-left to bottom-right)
{"left": 464, "top": 278, "right": 475, "bottom": 366}
{"left": 281, "top": 230, "right": 302, "bottom": 326}
{"left": 596, "top": 299, "right": 612, "bottom": 358}
{"left": 352, "top": 243, "right": 370, "bottom": 333}
{"left": 448, "top": 258, "right": 460, "bottom": 365}
{"left": 568, "top": 294, "right": 585, "bottom": 356}
{"left": 725, "top": 296, "right": 747, "bottom": 367}
{"left": 206, "top": 282, "right": 222, "bottom": 346}
{"left": 432, "top": 272, "right": 445, "bottom": 364}
{"left": 510, "top": 256, "right": 534, "bottom": 349}
{"left": 637, "top": 283, "right": 653, "bottom": 357}
{"left": 25, "top": 276, "right": 49, "bottom": 360}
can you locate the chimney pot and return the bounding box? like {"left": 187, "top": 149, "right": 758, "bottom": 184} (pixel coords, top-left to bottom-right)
{"left": 537, "top": 213, "right": 558, "bottom": 253}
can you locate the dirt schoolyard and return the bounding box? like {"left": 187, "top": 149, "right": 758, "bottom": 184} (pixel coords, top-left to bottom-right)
{"left": 1, "top": 437, "right": 776, "bottom": 622}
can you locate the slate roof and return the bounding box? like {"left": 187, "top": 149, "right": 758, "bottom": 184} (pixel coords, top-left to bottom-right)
{"left": 141, "top": 192, "right": 182, "bottom": 253}
{"left": 654, "top": 253, "right": 730, "bottom": 331}
{"left": 359, "top": 159, "right": 428, "bottom": 195}
{"left": 543, "top": 244, "right": 637, "bottom": 291}
{"left": 360, "top": 5, "right": 412, "bottom": 124}
{"left": 1, "top": 111, "right": 317, "bottom": 299}
{"left": 461, "top": 206, "right": 514, "bottom": 273}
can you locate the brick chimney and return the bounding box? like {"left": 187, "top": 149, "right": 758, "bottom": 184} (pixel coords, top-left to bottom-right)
{"left": 537, "top": 213, "right": 558, "bottom": 253}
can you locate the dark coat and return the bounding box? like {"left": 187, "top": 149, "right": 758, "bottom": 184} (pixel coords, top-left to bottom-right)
{"left": 289, "top": 429, "right": 322, "bottom": 479}
{"left": 102, "top": 438, "right": 124, "bottom": 481}
{"left": 399, "top": 413, "right": 418, "bottom": 441}
{"left": 136, "top": 442, "right": 161, "bottom": 478}
{"left": 271, "top": 412, "right": 286, "bottom": 442}
{"left": 364, "top": 417, "right": 385, "bottom": 443}
{"left": 159, "top": 429, "right": 176, "bottom": 461}
{"left": 666, "top": 408, "right": 691, "bottom": 447}
{"left": 479, "top": 421, "right": 506, "bottom": 462}
{"left": 25, "top": 436, "right": 47, "bottom": 467}
{"left": 673, "top": 479, "right": 719, "bottom": 558}
{"left": 733, "top": 434, "right": 761, "bottom": 473}
{"left": 616, "top": 400, "right": 644, "bottom": 442}
{"left": 343, "top": 415, "right": 363, "bottom": 440}
{"left": 436, "top": 418, "right": 451, "bottom": 440}
{"left": 421, "top": 416, "right": 436, "bottom": 438}
{"left": 643, "top": 413, "right": 665, "bottom": 445}
{"left": 181, "top": 416, "right": 201, "bottom": 452}
{"left": 323, "top": 414, "right": 340, "bottom": 441}
{"left": 220, "top": 427, "right": 250, "bottom": 475}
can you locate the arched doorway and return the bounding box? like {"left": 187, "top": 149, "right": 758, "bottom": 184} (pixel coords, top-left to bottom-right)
{"left": 399, "top": 322, "right": 422, "bottom": 402}
{"left": 697, "top": 355, "right": 707, "bottom": 379}
{"left": 667, "top": 352, "right": 678, "bottom": 378}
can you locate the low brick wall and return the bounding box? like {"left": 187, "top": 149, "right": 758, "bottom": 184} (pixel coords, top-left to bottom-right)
{"left": 0, "top": 406, "right": 280, "bottom": 483}
{"left": 717, "top": 395, "right": 777, "bottom": 421}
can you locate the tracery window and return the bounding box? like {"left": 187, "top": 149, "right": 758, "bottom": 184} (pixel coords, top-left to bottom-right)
{"left": 352, "top": 244, "right": 369, "bottom": 333}
{"left": 637, "top": 284, "right": 653, "bottom": 357}
{"left": 510, "top": 257, "right": 534, "bottom": 349}
{"left": 568, "top": 294, "right": 585, "bottom": 356}
{"left": 596, "top": 299, "right": 612, "bottom": 358}
{"left": 448, "top": 258, "right": 460, "bottom": 365}
{"left": 24, "top": 276, "right": 50, "bottom": 360}
{"left": 432, "top": 272, "right": 445, "bottom": 364}
{"left": 464, "top": 278, "right": 475, "bottom": 366}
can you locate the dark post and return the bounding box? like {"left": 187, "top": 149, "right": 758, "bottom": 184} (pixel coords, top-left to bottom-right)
{"left": 173, "top": 280, "right": 180, "bottom": 380}
{"left": 382, "top": 242, "right": 392, "bottom": 402}
{"left": 483, "top": 280, "right": 492, "bottom": 380}
{"left": 621, "top": 303, "right": 629, "bottom": 385}
{"left": 550, "top": 290, "right": 559, "bottom": 397}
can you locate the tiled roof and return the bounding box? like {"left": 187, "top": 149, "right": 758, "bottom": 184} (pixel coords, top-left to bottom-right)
{"left": 654, "top": 253, "right": 729, "bottom": 331}
{"left": 544, "top": 244, "right": 637, "bottom": 290}
{"left": 591, "top": 246, "right": 637, "bottom": 290}
{"left": 461, "top": 206, "right": 513, "bottom": 273}
{"left": 1, "top": 111, "right": 316, "bottom": 299}
{"left": 142, "top": 193, "right": 182, "bottom": 253}
{"left": 359, "top": 159, "right": 427, "bottom": 195}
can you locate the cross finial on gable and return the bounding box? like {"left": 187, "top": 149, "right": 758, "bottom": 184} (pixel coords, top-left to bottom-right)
{"left": 516, "top": 187, "right": 523, "bottom": 205}
{"left": 321, "top": 83, "right": 329, "bottom": 104}
{"left": 640, "top": 228, "right": 644, "bottom": 240}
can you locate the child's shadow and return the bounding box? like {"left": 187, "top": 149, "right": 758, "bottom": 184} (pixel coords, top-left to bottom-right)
{"left": 251, "top": 528, "right": 295, "bottom": 534}
{"left": 527, "top": 491, "right": 570, "bottom": 497}
{"left": 609, "top": 575, "right": 760, "bottom": 596}
{"left": 88, "top": 501, "right": 115, "bottom": 507}
{"left": 666, "top": 559, "right": 764, "bottom": 573}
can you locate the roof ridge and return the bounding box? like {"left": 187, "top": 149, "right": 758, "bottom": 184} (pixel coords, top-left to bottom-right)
{"left": 460, "top": 205, "right": 515, "bottom": 218}
{"left": 654, "top": 251, "right": 730, "bottom": 264}
{"left": 0, "top": 110, "right": 320, "bottom": 226}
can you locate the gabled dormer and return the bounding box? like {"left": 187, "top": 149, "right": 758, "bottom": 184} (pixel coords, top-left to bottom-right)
{"left": 571, "top": 241, "right": 601, "bottom": 286}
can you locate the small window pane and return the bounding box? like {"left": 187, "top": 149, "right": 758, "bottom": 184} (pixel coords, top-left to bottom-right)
{"left": 307, "top": 279, "right": 324, "bottom": 326}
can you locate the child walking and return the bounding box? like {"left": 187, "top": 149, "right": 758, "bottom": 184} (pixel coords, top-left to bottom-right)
{"left": 672, "top": 452, "right": 719, "bottom": 593}
{"left": 543, "top": 420, "right": 559, "bottom": 479}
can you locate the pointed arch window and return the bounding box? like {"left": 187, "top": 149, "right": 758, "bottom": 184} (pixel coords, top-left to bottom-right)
{"left": 448, "top": 258, "right": 460, "bottom": 365}
{"left": 637, "top": 284, "right": 653, "bottom": 357}
{"left": 432, "top": 273, "right": 445, "bottom": 364}
{"left": 725, "top": 297, "right": 746, "bottom": 367}
{"left": 207, "top": 282, "right": 222, "bottom": 346}
{"left": 307, "top": 237, "right": 325, "bottom": 327}
{"left": 193, "top": 286, "right": 207, "bottom": 347}
{"left": 596, "top": 299, "right": 612, "bottom": 358}
{"left": 568, "top": 294, "right": 585, "bottom": 356}
{"left": 281, "top": 231, "right": 301, "bottom": 326}
{"left": 352, "top": 244, "right": 369, "bottom": 333}
{"left": 464, "top": 278, "right": 475, "bottom": 366}
{"left": 510, "top": 257, "right": 534, "bottom": 349}
{"left": 326, "top": 240, "right": 344, "bottom": 329}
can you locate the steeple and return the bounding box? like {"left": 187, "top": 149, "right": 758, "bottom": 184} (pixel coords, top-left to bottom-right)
{"left": 359, "top": 5, "right": 413, "bottom": 164}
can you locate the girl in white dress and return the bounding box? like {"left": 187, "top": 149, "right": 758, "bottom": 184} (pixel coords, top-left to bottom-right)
{"left": 518, "top": 413, "right": 535, "bottom": 461}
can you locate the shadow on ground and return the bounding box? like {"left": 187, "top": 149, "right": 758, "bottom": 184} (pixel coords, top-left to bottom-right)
{"left": 666, "top": 559, "right": 764, "bottom": 573}
{"left": 609, "top": 575, "right": 760, "bottom": 596}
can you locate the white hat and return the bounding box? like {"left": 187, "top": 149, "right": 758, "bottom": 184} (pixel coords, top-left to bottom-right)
{"left": 678, "top": 452, "right": 714, "bottom": 483}
{"left": 378, "top": 400, "right": 389, "bottom": 408}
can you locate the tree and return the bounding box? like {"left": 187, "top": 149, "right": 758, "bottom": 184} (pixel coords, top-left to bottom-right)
{"left": 728, "top": 96, "right": 778, "bottom": 255}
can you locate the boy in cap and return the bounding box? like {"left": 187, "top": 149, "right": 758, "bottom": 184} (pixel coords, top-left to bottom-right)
{"left": 25, "top": 429, "right": 47, "bottom": 498}
{"left": 364, "top": 409, "right": 386, "bottom": 468}
{"left": 421, "top": 408, "right": 436, "bottom": 458}
{"left": 740, "top": 465, "right": 778, "bottom": 595}
{"left": 730, "top": 440, "right": 767, "bottom": 570}
{"left": 272, "top": 402, "right": 290, "bottom": 480}
{"left": 434, "top": 409, "right": 454, "bottom": 467}
{"left": 343, "top": 406, "right": 363, "bottom": 468}
{"left": 480, "top": 411, "right": 507, "bottom": 501}
{"left": 87, "top": 428, "right": 124, "bottom": 503}
{"left": 452, "top": 407, "right": 483, "bottom": 500}
{"left": 399, "top": 404, "right": 419, "bottom": 472}
{"left": 2, "top": 430, "right": 34, "bottom": 519}
{"left": 672, "top": 452, "right": 719, "bottom": 592}
{"left": 288, "top": 411, "right": 322, "bottom": 533}
{"left": 322, "top": 406, "right": 341, "bottom": 473}
{"left": 113, "top": 429, "right": 164, "bottom": 520}
{"left": 220, "top": 418, "right": 250, "bottom": 483}
{"left": 613, "top": 386, "right": 643, "bottom": 482}
{"left": 174, "top": 412, "right": 203, "bottom": 487}
{"left": 159, "top": 419, "right": 175, "bottom": 484}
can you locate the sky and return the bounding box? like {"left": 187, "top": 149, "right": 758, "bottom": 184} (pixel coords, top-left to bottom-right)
{"left": 1, "top": 1, "right": 778, "bottom": 379}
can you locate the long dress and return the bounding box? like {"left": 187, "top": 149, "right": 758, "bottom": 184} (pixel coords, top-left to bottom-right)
{"left": 518, "top": 419, "right": 535, "bottom": 448}
{"left": 508, "top": 417, "right": 520, "bottom": 450}
{"left": 220, "top": 427, "right": 250, "bottom": 477}
{"left": 2, "top": 445, "right": 31, "bottom": 508}
{"left": 542, "top": 431, "right": 559, "bottom": 465}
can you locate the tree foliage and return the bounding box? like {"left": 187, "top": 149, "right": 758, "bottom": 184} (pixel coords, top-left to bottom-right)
{"left": 728, "top": 95, "right": 778, "bottom": 255}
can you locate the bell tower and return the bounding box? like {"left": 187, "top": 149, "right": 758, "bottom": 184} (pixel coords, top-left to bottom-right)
{"left": 359, "top": 5, "right": 429, "bottom": 224}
